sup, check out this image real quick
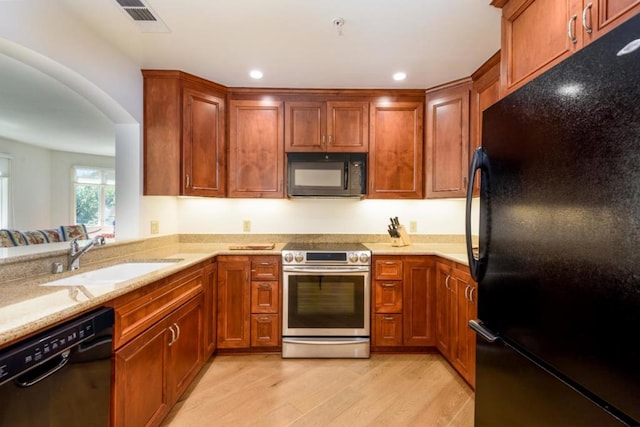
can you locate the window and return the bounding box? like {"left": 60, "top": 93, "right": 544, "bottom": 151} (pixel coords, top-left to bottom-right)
{"left": 73, "top": 166, "right": 115, "bottom": 235}
{"left": 0, "top": 155, "right": 11, "bottom": 229}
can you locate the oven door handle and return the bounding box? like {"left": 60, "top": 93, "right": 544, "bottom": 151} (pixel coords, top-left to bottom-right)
{"left": 283, "top": 338, "right": 370, "bottom": 345}
{"left": 283, "top": 266, "right": 370, "bottom": 273}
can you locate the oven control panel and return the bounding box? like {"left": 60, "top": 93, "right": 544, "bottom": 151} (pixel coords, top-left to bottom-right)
{"left": 282, "top": 250, "right": 370, "bottom": 266}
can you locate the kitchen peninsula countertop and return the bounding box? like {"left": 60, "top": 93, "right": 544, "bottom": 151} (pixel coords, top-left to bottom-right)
{"left": 0, "top": 239, "right": 469, "bottom": 348}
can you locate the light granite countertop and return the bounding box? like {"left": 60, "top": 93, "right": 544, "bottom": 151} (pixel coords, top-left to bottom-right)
{"left": 0, "top": 240, "right": 470, "bottom": 348}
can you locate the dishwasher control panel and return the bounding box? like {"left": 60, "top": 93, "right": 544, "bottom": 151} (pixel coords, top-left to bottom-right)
{"left": 0, "top": 307, "right": 113, "bottom": 386}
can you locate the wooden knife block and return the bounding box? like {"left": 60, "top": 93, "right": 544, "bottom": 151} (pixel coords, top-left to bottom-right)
{"left": 391, "top": 225, "right": 411, "bottom": 247}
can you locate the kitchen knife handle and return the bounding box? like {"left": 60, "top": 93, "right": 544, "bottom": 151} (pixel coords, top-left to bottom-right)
{"left": 468, "top": 320, "right": 498, "bottom": 343}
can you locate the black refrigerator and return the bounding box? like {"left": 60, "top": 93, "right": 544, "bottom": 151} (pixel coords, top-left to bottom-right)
{"left": 465, "top": 13, "right": 640, "bottom": 427}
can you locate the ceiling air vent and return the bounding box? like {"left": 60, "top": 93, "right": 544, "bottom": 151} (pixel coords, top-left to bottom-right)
{"left": 114, "top": 0, "right": 170, "bottom": 33}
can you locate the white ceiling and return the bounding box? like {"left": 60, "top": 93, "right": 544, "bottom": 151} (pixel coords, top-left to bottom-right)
{"left": 65, "top": 0, "right": 501, "bottom": 89}
{"left": 0, "top": 1, "right": 501, "bottom": 156}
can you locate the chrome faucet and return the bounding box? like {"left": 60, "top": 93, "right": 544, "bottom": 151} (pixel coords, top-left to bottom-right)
{"left": 68, "top": 235, "right": 106, "bottom": 271}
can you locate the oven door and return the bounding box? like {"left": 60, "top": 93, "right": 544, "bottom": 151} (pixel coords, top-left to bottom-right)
{"left": 283, "top": 266, "right": 370, "bottom": 337}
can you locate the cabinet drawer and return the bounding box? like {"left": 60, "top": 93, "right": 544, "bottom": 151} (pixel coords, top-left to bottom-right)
{"left": 251, "top": 256, "right": 280, "bottom": 281}
{"left": 374, "top": 314, "right": 403, "bottom": 347}
{"left": 112, "top": 269, "right": 204, "bottom": 349}
{"left": 251, "top": 281, "right": 279, "bottom": 313}
{"left": 251, "top": 314, "right": 280, "bottom": 347}
{"left": 374, "top": 280, "right": 403, "bottom": 313}
{"left": 374, "top": 258, "right": 403, "bottom": 280}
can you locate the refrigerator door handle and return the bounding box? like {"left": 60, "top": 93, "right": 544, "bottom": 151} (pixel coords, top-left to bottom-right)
{"left": 469, "top": 319, "right": 499, "bottom": 343}
{"left": 466, "top": 147, "right": 490, "bottom": 282}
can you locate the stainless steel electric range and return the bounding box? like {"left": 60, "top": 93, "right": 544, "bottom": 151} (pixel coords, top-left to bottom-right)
{"left": 281, "top": 243, "right": 371, "bottom": 358}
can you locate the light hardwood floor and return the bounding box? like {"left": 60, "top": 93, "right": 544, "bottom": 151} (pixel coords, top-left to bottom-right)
{"left": 162, "top": 354, "right": 475, "bottom": 427}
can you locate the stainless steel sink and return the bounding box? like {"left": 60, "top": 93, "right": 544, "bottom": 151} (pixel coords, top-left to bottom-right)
{"left": 40, "top": 260, "right": 182, "bottom": 288}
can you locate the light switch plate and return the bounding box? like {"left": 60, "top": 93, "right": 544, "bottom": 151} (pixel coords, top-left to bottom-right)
{"left": 242, "top": 220, "right": 251, "bottom": 232}
{"left": 150, "top": 220, "right": 159, "bottom": 234}
{"left": 409, "top": 221, "right": 417, "bottom": 233}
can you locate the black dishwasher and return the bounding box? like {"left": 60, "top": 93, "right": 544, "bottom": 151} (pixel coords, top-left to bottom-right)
{"left": 0, "top": 307, "right": 114, "bottom": 427}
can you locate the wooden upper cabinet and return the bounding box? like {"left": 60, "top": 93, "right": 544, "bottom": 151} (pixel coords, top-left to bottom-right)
{"left": 425, "top": 79, "right": 472, "bottom": 199}
{"left": 284, "top": 100, "right": 369, "bottom": 152}
{"left": 143, "top": 70, "right": 226, "bottom": 197}
{"left": 584, "top": 0, "right": 640, "bottom": 43}
{"left": 471, "top": 52, "right": 501, "bottom": 195}
{"left": 183, "top": 88, "right": 226, "bottom": 197}
{"left": 500, "top": 0, "right": 640, "bottom": 94}
{"left": 228, "top": 99, "right": 284, "bottom": 198}
{"left": 501, "top": 0, "right": 579, "bottom": 94}
{"left": 369, "top": 100, "right": 424, "bottom": 199}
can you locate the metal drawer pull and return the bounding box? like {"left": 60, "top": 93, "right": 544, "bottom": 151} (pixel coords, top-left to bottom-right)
{"left": 259, "top": 284, "right": 272, "bottom": 290}
{"left": 383, "top": 261, "right": 397, "bottom": 265}
{"left": 259, "top": 317, "right": 271, "bottom": 322}
{"left": 469, "top": 287, "right": 476, "bottom": 303}
{"left": 381, "top": 283, "right": 396, "bottom": 288}
{"left": 464, "top": 285, "right": 470, "bottom": 301}
{"left": 445, "top": 275, "right": 451, "bottom": 290}
{"left": 383, "top": 317, "right": 395, "bottom": 321}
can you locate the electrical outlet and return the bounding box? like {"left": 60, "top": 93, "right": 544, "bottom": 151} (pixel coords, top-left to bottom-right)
{"left": 150, "top": 220, "right": 159, "bottom": 235}
{"left": 409, "top": 220, "right": 417, "bottom": 233}
{"left": 242, "top": 220, "right": 251, "bottom": 232}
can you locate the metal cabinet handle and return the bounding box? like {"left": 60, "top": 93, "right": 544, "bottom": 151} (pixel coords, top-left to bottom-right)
{"left": 464, "top": 285, "right": 470, "bottom": 301}
{"left": 185, "top": 174, "right": 190, "bottom": 188}
{"left": 582, "top": 2, "right": 593, "bottom": 34}
{"left": 445, "top": 275, "right": 451, "bottom": 290}
{"left": 469, "top": 287, "right": 476, "bottom": 304}
{"left": 381, "top": 283, "right": 397, "bottom": 288}
{"left": 245, "top": 272, "right": 249, "bottom": 282}
{"left": 258, "top": 317, "right": 271, "bottom": 322}
{"left": 168, "top": 325, "right": 176, "bottom": 347}
{"left": 383, "top": 316, "right": 395, "bottom": 321}
{"left": 383, "top": 261, "right": 397, "bottom": 265}
{"left": 174, "top": 323, "right": 181, "bottom": 341}
{"left": 258, "top": 284, "right": 271, "bottom": 290}
{"left": 328, "top": 134, "right": 333, "bottom": 145}
{"left": 322, "top": 135, "right": 326, "bottom": 146}
{"left": 568, "top": 14, "right": 578, "bottom": 44}
{"left": 259, "top": 262, "right": 271, "bottom": 265}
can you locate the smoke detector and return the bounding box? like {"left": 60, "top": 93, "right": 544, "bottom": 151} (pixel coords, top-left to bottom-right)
{"left": 332, "top": 17, "right": 345, "bottom": 36}
{"left": 114, "top": 0, "right": 170, "bottom": 33}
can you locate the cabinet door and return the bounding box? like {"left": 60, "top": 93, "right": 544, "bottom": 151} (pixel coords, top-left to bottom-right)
{"left": 326, "top": 101, "right": 369, "bottom": 152}
{"left": 374, "top": 314, "right": 403, "bottom": 346}
{"left": 113, "top": 319, "right": 171, "bottom": 427}
{"left": 403, "top": 257, "right": 436, "bottom": 346}
{"left": 501, "top": 0, "right": 579, "bottom": 94}
{"left": 586, "top": 0, "right": 640, "bottom": 43}
{"left": 228, "top": 100, "right": 284, "bottom": 198}
{"left": 183, "top": 87, "right": 226, "bottom": 197}
{"left": 217, "top": 260, "right": 251, "bottom": 348}
{"left": 285, "top": 101, "right": 325, "bottom": 152}
{"left": 453, "top": 272, "right": 477, "bottom": 388}
{"left": 369, "top": 101, "right": 424, "bottom": 199}
{"left": 169, "top": 295, "right": 205, "bottom": 400}
{"left": 425, "top": 80, "right": 471, "bottom": 198}
{"left": 374, "top": 280, "right": 403, "bottom": 313}
{"left": 435, "top": 263, "right": 455, "bottom": 358}
{"left": 471, "top": 52, "right": 501, "bottom": 196}
{"left": 204, "top": 262, "right": 217, "bottom": 357}
{"left": 251, "top": 314, "right": 280, "bottom": 347}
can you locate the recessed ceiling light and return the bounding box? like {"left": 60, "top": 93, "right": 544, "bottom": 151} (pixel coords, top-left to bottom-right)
{"left": 393, "top": 72, "right": 407, "bottom": 81}
{"left": 249, "top": 70, "right": 263, "bottom": 79}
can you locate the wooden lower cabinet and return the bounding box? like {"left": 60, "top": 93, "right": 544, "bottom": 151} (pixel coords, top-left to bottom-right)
{"left": 435, "top": 261, "right": 477, "bottom": 387}
{"left": 217, "top": 255, "right": 281, "bottom": 350}
{"left": 372, "top": 256, "right": 435, "bottom": 348}
{"left": 113, "top": 294, "right": 204, "bottom": 427}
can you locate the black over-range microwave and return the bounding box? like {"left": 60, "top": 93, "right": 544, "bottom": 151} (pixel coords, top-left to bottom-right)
{"left": 287, "top": 153, "right": 366, "bottom": 198}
